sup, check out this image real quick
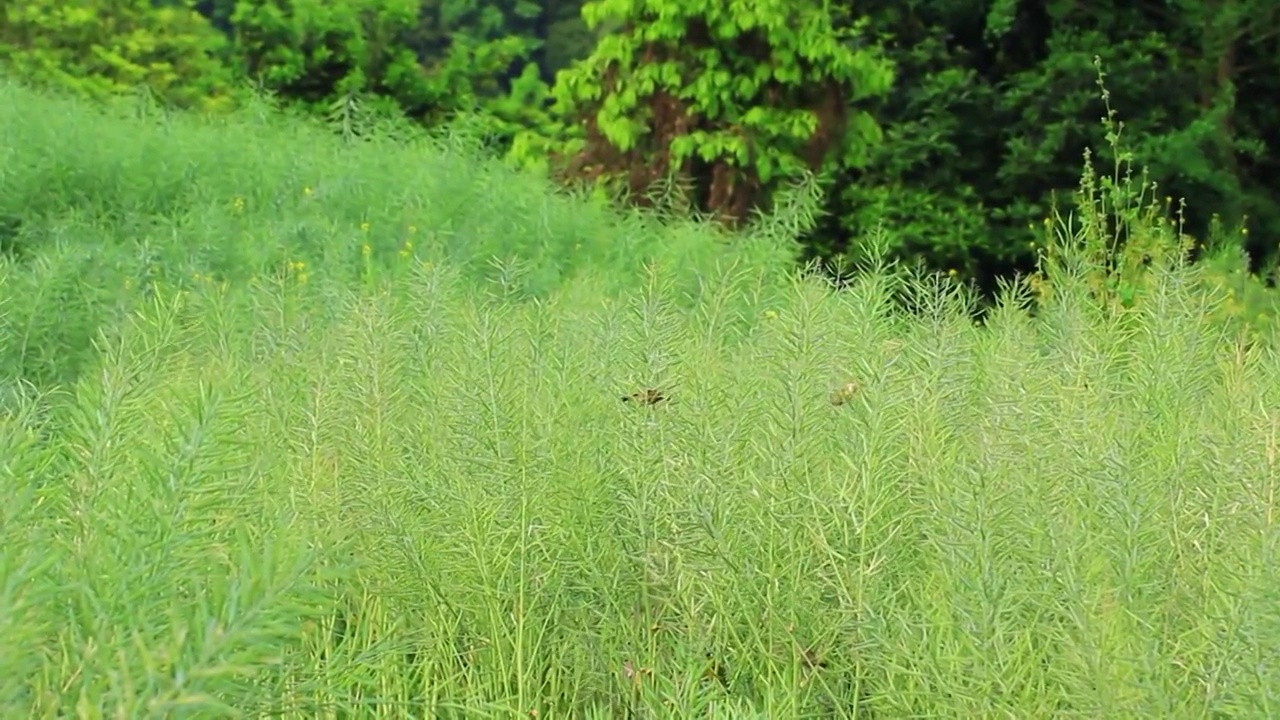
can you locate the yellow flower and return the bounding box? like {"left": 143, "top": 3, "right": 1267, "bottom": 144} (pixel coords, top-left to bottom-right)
{"left": 303, "top": 186, "right": 314, "bottom": 197}
{"left": 764, "top": 309, "right": 778, "bottom": 320}
{"left": 360, "top": 222, "right": 370, "bottom": 233}
{"left": 362, "top": 243, "right": 372, "bottom": 257}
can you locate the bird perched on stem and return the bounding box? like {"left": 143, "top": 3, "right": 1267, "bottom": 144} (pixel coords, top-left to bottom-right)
{"left": 622, "top": 388, "right": 667, "bottom": 406}
{"left": 829, "top": 381, "right": 859, "bottom": 406}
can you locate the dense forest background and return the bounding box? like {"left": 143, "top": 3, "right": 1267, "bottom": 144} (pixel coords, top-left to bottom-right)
{"left": 3, "top": 0, "right": 1278, "bottom": 296}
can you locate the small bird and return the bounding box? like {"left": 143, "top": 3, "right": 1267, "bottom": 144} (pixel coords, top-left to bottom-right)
{"left": 622, "top": 388, "right": 667, "bottom": 406}
{"left": 829, "top": 381, "right": 860, "bottom": 406}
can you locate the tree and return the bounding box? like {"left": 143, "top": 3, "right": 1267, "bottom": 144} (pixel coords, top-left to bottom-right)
{"left": 228, "top": 0, "right": 433, "bottom": 110}
{"left": 546, "top": 0, "right": 894, "bottom": 228}
{"left": 811, "top": 0, "right": 1280, "bottom": 291}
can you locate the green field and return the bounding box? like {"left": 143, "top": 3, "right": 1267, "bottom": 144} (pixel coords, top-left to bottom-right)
{"left": 2, "top": 80, "right": 1278, "bottom": 718}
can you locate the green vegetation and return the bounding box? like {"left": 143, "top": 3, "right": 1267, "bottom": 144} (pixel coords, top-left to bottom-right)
{"left": 6, "top": 0, "right": 1280, "bottom": 292}
{"left": 4, "top": 76, "right": 1280, "bottom": 717}
{"left": 540, "top": 0, "right": 894, "bottom": 227}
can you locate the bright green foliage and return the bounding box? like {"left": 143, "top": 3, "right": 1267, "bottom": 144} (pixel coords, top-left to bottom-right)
{"left": 0, "top": 0, "right": 237, "bottom": 110}
{"left": 548, "top": 0, "right": 893, "bottom": 225}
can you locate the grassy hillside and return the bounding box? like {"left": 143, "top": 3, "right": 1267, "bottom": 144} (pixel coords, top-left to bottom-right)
{"left": 0, "top": 80, "right": 802, "bottom": 389}
{"left": 2, "top": 80, "right": 1279, "bottom": 717}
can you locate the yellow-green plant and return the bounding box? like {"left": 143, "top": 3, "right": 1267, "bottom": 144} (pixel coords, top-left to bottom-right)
{"left": 0, "top": 0, "right": 237, "bottom": 110}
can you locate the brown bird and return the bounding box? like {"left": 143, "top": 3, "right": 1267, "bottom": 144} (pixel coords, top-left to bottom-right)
{"left": 622, "top": 388, "right": 667, "bottom": 406}
{"left": 829, "top": 381, "right": 860, "bottom": 406}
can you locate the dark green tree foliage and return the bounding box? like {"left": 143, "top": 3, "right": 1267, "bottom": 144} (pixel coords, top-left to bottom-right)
{"left": 818, "top": 0, "right": 1280, "bottom": 286}
{"left": 805, "top": 1, "right": 1001, "bottom": 278}
{"left": 541, "top": 0, "right": 601, "bottom": 80}
{"left": 1133, "top": 0, "right": 1280, "bottom": 266}
{"left": 226, "top": 0, "right": 574, "bottom": 146}
{"left": 404, "top": 0, "right": 540, "bottom": 102}
{"left": 228, "top": 0, "right": 434, "bottom": 110}
{"left": 548, "top": 0, "right": 894, "bottom": 227}
{"left": 192, "top": 0, "right": 238, "bottom": 33}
